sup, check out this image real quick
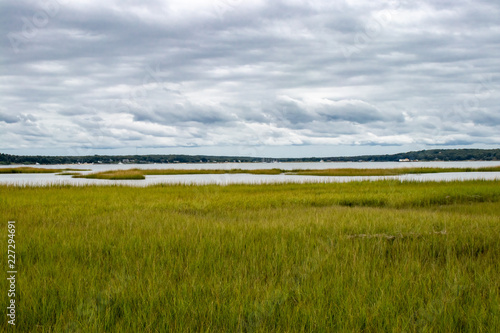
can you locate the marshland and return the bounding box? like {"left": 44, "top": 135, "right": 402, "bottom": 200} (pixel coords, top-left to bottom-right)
{"left": 1, "top": 179, "right": 499, "bottom": 331}
{"left": 73, "top": 165, "right": 500, "bottom": 180}
{"left": 1, "top": 162, "right": 500, "bottom": 185}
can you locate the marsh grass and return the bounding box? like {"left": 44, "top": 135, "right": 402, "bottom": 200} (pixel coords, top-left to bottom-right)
{"left": 56, "top": 172, "right": 82, "bottom": 176}
{"left": 75, "top": 168, "right": 283, "bottom": 179}
{"left": 289, "top": 165, "right": 500, "bottom": 176}
{"left": 142, "top": 168, "right": 283, "bottom": 176}
{"left": 78, "top": 169, "right": 146, "bottom": 180}
{"left": 0, "top": 180, "right": 499, "bottom": 331}
{"left": 3, "top": 165, "right": 500, "bottom": 180}
{"left": 0, "top": 167, "right": 84, "bottom": 174}
{"left": 73, "top": 165, "right": 500, "bottom": 180}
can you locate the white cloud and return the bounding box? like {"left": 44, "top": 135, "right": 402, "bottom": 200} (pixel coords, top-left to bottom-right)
{"left": 1, "top": 0, "right": 499, "bottom": 156}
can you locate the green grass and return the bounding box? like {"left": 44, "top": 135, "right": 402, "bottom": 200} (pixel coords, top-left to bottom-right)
{"left": 1, "top": 180, "right": 500, "bottom": 331}
{"left": 0, "top": 167, "right": 85, "bottom": 174}
{"left": 73, "top": 165, "right": 500, "bottom": 180}
{"left": 289, "top": 165, "right": 500, "bottom": 176}
{"left": 75, "top": 169, "right": 146, "bottom": 180}
{"left": 143, "top": 168, "right": 283, "bottom": 175}
{"left": 56, "top": 172, "right": 82, "bottom": 176}
{"left": 3, "top": 165, "right": 500, "bottom": 180}
{"left": 75, "top": 168, "right": 283, "bottom": 179}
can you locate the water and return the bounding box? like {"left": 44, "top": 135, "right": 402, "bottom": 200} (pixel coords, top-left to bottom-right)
{"left": 1, "top": 162, "right": 499, "bottom": 186}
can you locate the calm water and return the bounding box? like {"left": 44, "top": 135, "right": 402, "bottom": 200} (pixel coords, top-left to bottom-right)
{"left": 1, "top": 162, "right": 500, "bottom": 186}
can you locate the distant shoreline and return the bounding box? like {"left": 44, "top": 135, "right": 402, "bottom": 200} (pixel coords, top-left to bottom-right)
{"left": 1, "top": 148, "right": 499, "bottom": 165}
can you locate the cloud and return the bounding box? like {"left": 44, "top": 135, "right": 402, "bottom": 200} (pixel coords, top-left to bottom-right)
{"left": 0, "top": 111, "right": 36, "bottom": 124}
{"left": 0, "top": 112, "right": 20, "bottom": 124}
{"left": 1, "top": 0, "right": 499, "bottom": 156}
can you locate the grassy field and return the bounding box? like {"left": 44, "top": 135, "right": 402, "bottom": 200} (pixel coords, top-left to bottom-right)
{"left": 1, "top": 180, "right": 500, "bottom": 331}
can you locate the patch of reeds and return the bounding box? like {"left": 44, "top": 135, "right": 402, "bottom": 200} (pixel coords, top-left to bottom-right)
{"left": 0, "top": 167, "right": 85, "bottom": 174}
{"left": 77, "top": 169, "right": 146, "bottom": 180}
{"left": 1, "top": 180, "right": 499, "bottom": 331}
{"left": 75, "top": 168, "right": 283, "bottom": 179}
{"left": 288, "top": 165, "right": 500, "bottom": 176}
{"left": 72, "top": 165, "right": 500, "bottom": 180}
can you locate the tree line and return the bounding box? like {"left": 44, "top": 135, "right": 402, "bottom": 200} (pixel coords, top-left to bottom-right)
{"left": 0, "top": 149, "right": 499, "bottom": 165}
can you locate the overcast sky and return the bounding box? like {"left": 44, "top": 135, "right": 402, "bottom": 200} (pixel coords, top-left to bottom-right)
{"left": 1, "top": 0, "right": 499, "bottom": 157}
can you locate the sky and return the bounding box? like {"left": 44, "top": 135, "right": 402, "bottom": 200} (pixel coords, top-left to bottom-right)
{"left": 1, "top": 0, "right": 499, "bottom": 158}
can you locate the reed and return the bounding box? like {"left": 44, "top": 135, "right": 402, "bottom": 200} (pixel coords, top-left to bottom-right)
{"left": 0, "top": 167, "right": 84, "bottom": 174}
{"left": 288, "top": 165, "right": 500, "bottom": 176}
{"left": 72, "top": 165, "right": 500, "bottom": 180}
{"left": 74, "top": 168, "right": 283, "bottom": 179}
{"left": 1, "top": 180, "right": 499, "bottom": 331}
{"left": 79, "top": 169, "right": 146, "bottom": 180}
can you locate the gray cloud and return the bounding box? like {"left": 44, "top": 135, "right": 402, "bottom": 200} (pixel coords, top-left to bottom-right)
{"left": 0, "top": 112, "right": 20, "bottom": 124}
{"left": 1, "top": 0, "right": 499, "bottom": 156}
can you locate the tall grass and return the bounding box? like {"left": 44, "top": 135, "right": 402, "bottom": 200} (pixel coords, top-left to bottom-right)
{"left": 143, "top": 168, "right": 283, "bottom": 175}
{"left": 289, "top": 165, "right": 500, "bottom": 176}
{"left": 74, "top": 166, "right": 500, "bottom": 180}
{"left": 77, "top": 169, "right": 146, "bottom": 180}
{"left": 0, "top": 167, "right": 84, "bottom": 174}
{"left": 3, "top": 165, "right": 500, "bottom": 180}
{"left": 75, "top": 168, "right": 284, "bottom": 179}
{"left": 1, "top": 180, "right": 499, "bottom": 331}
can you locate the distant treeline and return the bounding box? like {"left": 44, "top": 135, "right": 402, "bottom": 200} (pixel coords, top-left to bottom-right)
{"left": 0, "top": 148, "right": 499, "bottom": 165}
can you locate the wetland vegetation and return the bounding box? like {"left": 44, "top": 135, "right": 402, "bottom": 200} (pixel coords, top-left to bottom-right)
{"left": 3, "top": 165, "right": 500, "bottom": 180}
{"left": 70, "top": 165, "right": 500, "bottom": 180}
{"left": 1, "top": 180, "right": 499, "bottom": 331}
